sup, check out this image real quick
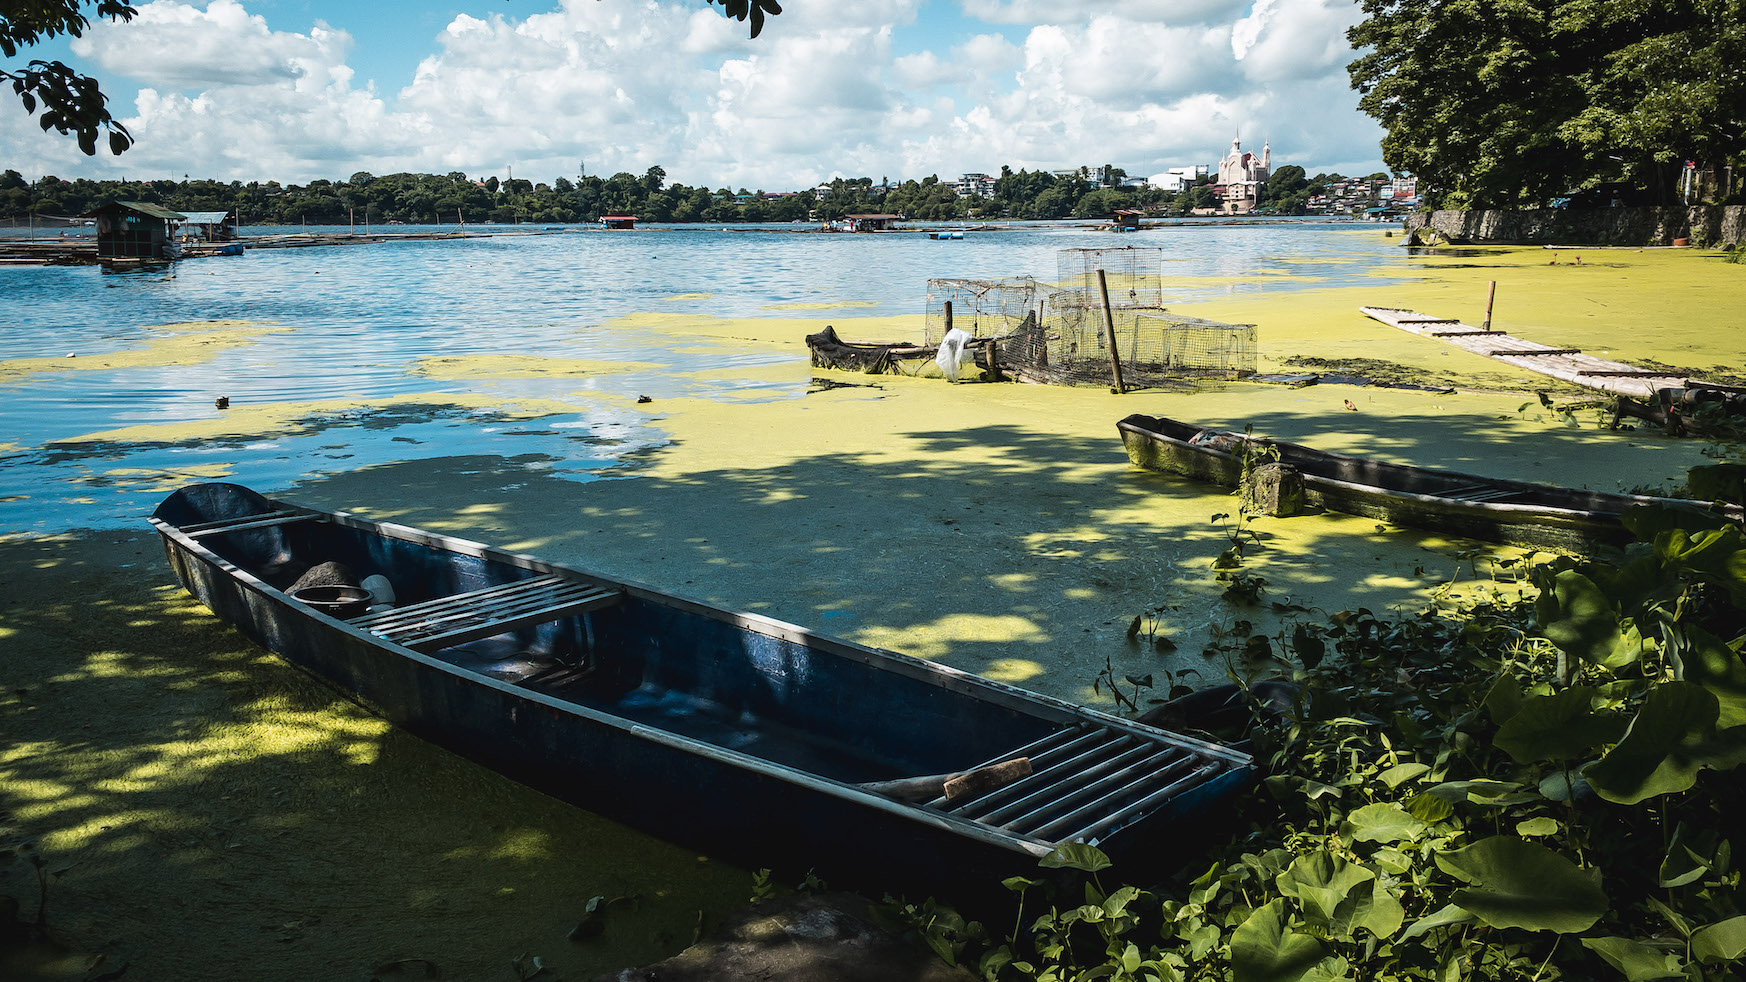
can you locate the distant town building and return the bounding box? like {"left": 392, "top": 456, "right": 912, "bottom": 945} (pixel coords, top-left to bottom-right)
{"left": 1147, "top": 165, "right": 1209, "bottom": 192}
{"left": 1216, "top": 136, "right": 1270, "bottom": 214}
{"left": 954, "top": 173, "right": 996, "bottom": 198}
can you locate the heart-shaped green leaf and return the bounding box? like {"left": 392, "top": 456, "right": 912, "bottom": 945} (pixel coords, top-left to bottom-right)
{"left": 1342, "top": 802, "right": 1427, "bottom": 844}
{"left": 1692, "top": 915, "right": 1746, "bottom": 964}
{"left": 1231, "top": 900, "right": 1330, "bottom": 982}
{"left": 1585, "top": 682, "right": 1722, "bottom": 804}
{"left": 1441, "top": 836, "right": 1607, "bottom": 933}
{"left": 1682, "top": 625, "right": 1746, "bottom": 729}
{"left": 1494, "top": 687, "right": 1625, "bottom": 762}
{"left": 1040, "top": 841, "right": 1112, "bottom": 873}
{"left": 1580, "top": 937, "right": 1686, "bottom": 980}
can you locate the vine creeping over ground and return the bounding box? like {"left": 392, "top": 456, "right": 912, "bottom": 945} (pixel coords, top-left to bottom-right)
{"left": 888, "top": 501, "right": 1746, "bottom": 982}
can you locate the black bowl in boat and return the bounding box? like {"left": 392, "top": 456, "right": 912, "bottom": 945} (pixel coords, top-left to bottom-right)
{"left": 289, "top": 584, "right": 373, "bottom": 618}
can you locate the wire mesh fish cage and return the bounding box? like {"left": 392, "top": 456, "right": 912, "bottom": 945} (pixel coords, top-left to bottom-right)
{"left": 923, "top": 277, "right": 1042, "bottom": 345}
{"left": 907, "top": 250, "right": 1254, "bottom": 388}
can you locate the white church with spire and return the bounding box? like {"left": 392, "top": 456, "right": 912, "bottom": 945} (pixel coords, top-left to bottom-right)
{"left": 1216, "top": 134, "right": 1271, "bottom": 214}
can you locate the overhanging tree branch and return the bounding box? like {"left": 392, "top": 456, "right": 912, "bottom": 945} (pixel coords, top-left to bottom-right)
{"left": 2, "top": 0, "right": 138, "bottom": 155}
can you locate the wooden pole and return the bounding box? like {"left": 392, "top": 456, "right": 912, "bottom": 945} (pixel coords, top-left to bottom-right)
{"left": 1482, "top": 280, "right": 1498, "bottom": 332}
{"left": 1098, "top": 269, "right": 1127, "bottom": 394}
{"left": 1036, "top": 300, "right": 1047, "bottom": 367}
{"left": 943, "top": 299, "right": 953, "bottom": 336}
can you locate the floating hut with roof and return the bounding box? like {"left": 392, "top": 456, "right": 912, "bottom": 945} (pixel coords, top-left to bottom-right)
{"left": 82, "top": 201, "right": 186, "bottom": 260}
{"left": 176, "top": 210, "right": 237, "bottom": 242}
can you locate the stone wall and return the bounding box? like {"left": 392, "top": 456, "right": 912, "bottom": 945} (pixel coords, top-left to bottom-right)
{"left": 1403, "top": 206, "right": 1744, "bottom": 248}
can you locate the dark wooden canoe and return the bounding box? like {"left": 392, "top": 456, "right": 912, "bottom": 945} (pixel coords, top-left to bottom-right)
{"left": 1117, "top": 413, "right": 1744, "bottom": 554}
{"left": 151, "top": 483, "right": 1251, "bottom": 896}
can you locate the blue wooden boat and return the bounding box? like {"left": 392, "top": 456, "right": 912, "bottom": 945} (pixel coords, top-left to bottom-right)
{"left": 151, "top": 483, "right": 1252, "bottom": 894}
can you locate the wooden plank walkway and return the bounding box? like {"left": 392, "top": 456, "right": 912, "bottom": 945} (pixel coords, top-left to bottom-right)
{"left": 1360, "top": 306, "right": 1689, "bottom": 399}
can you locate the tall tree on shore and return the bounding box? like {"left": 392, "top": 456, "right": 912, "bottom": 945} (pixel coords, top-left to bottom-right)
{"left": 1348, "top": 0, "right": 1745, "bottom": 208}
{"left": 4, "top": 1, "right": 783, "bottom": 157}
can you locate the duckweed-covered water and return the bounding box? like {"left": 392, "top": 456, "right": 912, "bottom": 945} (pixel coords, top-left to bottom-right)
{"left": 1, "top": 220, "right": 1400, "bottom": 535}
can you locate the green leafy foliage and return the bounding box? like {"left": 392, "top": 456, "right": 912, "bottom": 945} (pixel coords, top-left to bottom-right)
{"left": 898, "top": 506, "right": 1745, "bottom": 982}
{"left": 1439, "top": 836, "right": 1608, "bottom": 932}
{"left": 2, "top": 3, "right": 137, "bottom": 155}
{"left": 1348, "top": 0, "right": 1746, "bottom": 206}
{"left": 1231, "top": 900, "right": 1329, "bottom": 982}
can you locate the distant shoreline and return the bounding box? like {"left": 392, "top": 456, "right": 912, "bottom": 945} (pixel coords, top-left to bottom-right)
{"left": 0, "top": 215, "right": 1372, "bottom": 264}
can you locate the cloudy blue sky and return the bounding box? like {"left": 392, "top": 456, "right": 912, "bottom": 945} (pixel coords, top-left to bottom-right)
{"left": 3, "top": 0, "right": 1388, "bottom": 188}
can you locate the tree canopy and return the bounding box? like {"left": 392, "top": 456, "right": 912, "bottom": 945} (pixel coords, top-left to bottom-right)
{"left": 3, "top": 165, "right": 1387, "bottom": 226}
{"left": 1348, "top": 0, "right": 1746, "bottom": 208}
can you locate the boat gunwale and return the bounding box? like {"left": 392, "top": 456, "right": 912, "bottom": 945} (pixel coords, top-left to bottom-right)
{"left": 151, "top": 494, "right": 1249, "bottom": 858}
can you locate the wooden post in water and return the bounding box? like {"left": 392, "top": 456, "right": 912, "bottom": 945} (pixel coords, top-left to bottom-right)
{"left": 1098, "top": 269, "right": 1127, "bottom": 394}
{"left": 1036, "top": 300, "right": 1048, "bottom": 367}
{"left": 1482, "top": 280, "right": 1497, "bottom": 332}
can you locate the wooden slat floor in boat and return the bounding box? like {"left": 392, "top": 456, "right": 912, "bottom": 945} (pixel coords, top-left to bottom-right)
{"left": 349, "top": 573, "right": 621, "bottom": 653}
{"left": 927, "top": 723, "right": 1226, "bottom": 846}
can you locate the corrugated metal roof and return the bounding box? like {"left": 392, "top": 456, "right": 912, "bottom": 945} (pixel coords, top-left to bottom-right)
{"left": 178, "top": 211, "right": 231, "bottom": 224}
{"left": 82, "top": 201, "right": 188, "bottom": 221}
{"left": 114, "top": 201, "right": 188, "bottom": 220}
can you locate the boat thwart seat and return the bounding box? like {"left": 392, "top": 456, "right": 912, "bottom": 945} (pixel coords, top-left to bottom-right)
{"left": 348, "top": 573, "right": 622, "bottom": 653}
{"left": 184, "top": 510, "right": 322, "bottom": 539}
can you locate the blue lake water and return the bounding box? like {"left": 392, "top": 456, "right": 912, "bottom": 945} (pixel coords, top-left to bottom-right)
{"left": 1, "top": 220, "right": 1405, "bottom": 535}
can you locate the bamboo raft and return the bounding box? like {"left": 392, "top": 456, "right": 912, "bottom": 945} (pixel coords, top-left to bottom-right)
{"left": 1359, "top": 306, "right": 1688, "bottom": 400}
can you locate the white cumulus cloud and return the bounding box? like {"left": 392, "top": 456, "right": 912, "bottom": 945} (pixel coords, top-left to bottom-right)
{"left": 1, "top": 0, "right": 1384, "bottom": 188}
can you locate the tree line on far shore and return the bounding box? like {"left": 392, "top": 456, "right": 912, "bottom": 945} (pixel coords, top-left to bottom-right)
{"left": 0, "top": 163, "right": 1381, "bottom": 227}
